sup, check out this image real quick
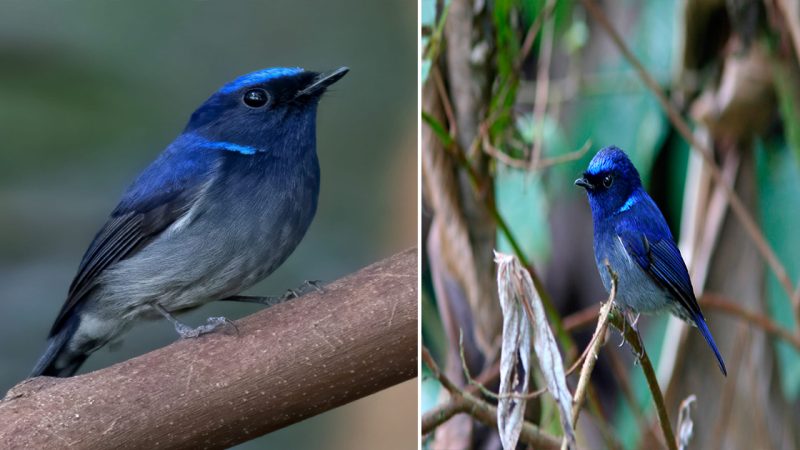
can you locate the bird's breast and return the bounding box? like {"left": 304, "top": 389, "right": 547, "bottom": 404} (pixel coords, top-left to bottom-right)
{"left": 595, "top": 233, "right": 670, "bottom": 313}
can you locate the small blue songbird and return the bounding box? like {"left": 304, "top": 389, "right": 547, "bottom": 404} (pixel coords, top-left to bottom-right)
{"left": 31, "top": 66, "right": 349, "bottom": 377}
{"left": 575, "top": 146, "right": 727, "bottom": 376}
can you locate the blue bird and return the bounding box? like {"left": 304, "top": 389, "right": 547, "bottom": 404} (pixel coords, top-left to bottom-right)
{"left": 31, "top": 66, "right": 348, "bottom": 377}
{"left": 575, "top": 146, "right": 727, "bottom": 376}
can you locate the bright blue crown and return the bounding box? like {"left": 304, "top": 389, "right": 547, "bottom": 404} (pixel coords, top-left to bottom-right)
{"left": 219, "top": 67, "right": 304, "bottom": 94}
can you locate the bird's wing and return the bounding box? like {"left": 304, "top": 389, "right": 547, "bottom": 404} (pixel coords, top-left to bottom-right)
{"left": 616, "top": 222, "right": 703, "bottom": 321}
{"left": 49, "top": 146, "right": 218, "bottom": 336}
{"left": 615, "top": 204, "right": 727, "bottom": 375}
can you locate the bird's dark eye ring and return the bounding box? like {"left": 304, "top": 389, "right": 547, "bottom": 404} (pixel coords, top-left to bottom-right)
{"left": 602, "top": 174, "right": 614, "bottom": 188}
{"left": 243, "top": 89, "right": 270, "bottom": 108}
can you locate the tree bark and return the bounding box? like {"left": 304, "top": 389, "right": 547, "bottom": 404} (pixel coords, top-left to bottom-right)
{"left": 0, "top": 248, "right": 417, "bottom": 449}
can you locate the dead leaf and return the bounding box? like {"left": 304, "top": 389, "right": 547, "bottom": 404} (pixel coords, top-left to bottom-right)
{"left": 495, "top": 251, "right": 576, "bottom": 449}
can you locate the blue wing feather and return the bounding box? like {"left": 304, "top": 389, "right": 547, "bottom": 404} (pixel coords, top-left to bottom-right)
{"left": 615, "top": 192, "right": 727, "bottom": 375}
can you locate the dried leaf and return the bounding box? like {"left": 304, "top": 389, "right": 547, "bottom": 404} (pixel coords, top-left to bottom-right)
{"left": 677, "top": 394, "right": 697, "bottom": 450}
{"left": 495, "top": 252, "right": 576, "bottom": 449}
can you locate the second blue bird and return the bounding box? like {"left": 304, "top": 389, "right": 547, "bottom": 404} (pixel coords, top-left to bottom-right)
{"left": 576, "top": 146, "right": 727, "bottom": 376}
{"left": 32, "top": 66, "right": 349, "bottom": 377}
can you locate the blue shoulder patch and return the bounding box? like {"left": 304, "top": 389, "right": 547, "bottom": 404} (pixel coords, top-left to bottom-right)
{"left": 617, "top": 194, "right": 638, "bottom": 213}
{"left": 200, "top": 139, "right": 258, "bottom": 155}
{"left": 219, "top": 67, "right": 304, "bottom": 94}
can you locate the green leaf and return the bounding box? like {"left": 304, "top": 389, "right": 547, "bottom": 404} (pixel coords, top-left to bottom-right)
{"left": 495, "top": 166, "right": 551, "bottom": 263}
{"left": 422, "top": 111, "right": 454, "bottom": 148}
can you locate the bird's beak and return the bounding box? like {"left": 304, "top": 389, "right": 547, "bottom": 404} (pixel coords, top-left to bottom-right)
{"left": 574, "top": 176, "right": 594, "bottom": 190}
{"left": 297, "top": 66, "right": 350, "bottom": 97}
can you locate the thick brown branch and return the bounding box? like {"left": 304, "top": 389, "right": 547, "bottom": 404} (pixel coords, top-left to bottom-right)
{"left": 0, "top": 249, "right": 418, "bottom": 449}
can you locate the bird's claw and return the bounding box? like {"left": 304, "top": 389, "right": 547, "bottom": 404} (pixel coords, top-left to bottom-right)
{"left": 282, "top": 280, "right": 325, "bottom": 300}
{"left": 175, "top": 316, "right": 238, "bottom": 339}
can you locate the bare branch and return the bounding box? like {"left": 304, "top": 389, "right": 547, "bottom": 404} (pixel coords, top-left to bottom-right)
{"left": 610, "top": 313, "right": 678, "bottom": 450}
{"left": 569, "top": 266, "right": 616, "bottom": 432}
{"left": 0, "top": 249, "right": 418, "bottom": 449}
{"left": 700, "top": 293, "right": 800, "bottom": 350}
{"left": 421, "top": 348, "right": 561, "bottom": 450}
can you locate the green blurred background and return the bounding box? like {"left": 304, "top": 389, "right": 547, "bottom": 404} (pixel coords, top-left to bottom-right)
{"left": 0, "top": 1, "right": 417, "bottom": 448}
{"left": 422, "top": 0, "right": 800, "bottom": 448}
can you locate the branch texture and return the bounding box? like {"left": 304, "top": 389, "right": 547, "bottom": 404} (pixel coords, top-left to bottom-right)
{"left": 0, "top": 248, "right": 417, "bottom": 449}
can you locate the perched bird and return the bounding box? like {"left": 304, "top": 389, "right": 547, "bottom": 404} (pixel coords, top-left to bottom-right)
{"left": 575, "top": 146, "right": 727, "bottom": 376}
{"left": 31, "top": 66, "right": 349, "bottom": 377}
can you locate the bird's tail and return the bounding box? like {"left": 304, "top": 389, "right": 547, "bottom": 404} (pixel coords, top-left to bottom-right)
{"left": 30, "top": 314, "right": 86, "bottom": 377}
{"left": 693, "top": 313, "right": 727, "bottom": 377}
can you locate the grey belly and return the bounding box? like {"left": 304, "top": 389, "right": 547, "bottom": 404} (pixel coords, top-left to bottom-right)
{"left": 83, "top": 184, "right": 316, "bottom": 334}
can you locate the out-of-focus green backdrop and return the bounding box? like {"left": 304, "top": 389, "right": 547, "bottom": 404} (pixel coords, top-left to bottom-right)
{"left": 0, "top": 1, "right": 417, "bottom": 448}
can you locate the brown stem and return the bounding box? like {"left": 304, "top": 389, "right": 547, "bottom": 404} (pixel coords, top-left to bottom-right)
{"left": 421, "top": 348, "right": 561, "bottom": 449}
{"left": 0, "top": 250, "right": 418, "bottom": 449}
{"left": 700, "top": 293, "right": 800, "bottom": 350}
{"left": 609, "top": 314, "right": 678, "bottom": 450}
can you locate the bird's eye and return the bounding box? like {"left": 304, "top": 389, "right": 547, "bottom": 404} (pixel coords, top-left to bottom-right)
{"left": 602, "top": 174, "right": 614, "bottom": 188}
{"left": 243, "top": 89, "right": 270, "bottom": 108}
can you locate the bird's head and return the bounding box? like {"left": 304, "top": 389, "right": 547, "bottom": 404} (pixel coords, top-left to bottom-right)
{"left": 184, "top": 66, "right": 349, "bottom": 153}
{"left": 575, "top": 146, "right": 642, "bottom": 214}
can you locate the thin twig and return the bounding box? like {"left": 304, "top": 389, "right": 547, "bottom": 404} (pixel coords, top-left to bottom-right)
{"left": 563, "top": 303, "right": 601, "bottom": 332}
{"left": 580, "top": 0, "right": 797, "bottom": 322}
{"left": 421, "top": 348, "right": 562, "bottom": 449}
{"left": 516, "top": 0, "right": 556, "bottom": 70}
{"left": 569, "top": 267, "right": 616, "bottom": 430}
{"left": 530, "top": 0, "right": 556, "bottom": 166}
{"left": 458, "top": 330, "right": 547, "bottom": 400}
{"left": 558, "top": 266, "right": 618, "bottom": 450}
{"left": 609, "top": 313, "right": 678, "bottom": 450}
{"left": 433, "top": 66, "right": 457, "bottom": 138}
{"left": 700, "top": 293, "right": 800, "bottom": 351}
{"left": 606, "top": 347, "right": 663, "bottom": 447}
{"left": 483, "top": 136, "right": 591, "bottom": 170}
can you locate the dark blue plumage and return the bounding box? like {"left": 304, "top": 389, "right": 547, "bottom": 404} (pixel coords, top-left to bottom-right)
{"left": 32, "top": 66, "right": 348, "bottom": 377}
{"left": 576, "top": 146, "right": 727, "bottom": 376}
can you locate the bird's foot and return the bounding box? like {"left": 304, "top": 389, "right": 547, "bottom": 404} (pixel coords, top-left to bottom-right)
{"left": 617, "top": 310, "right": 641, "bottom": 347}
{"left": 629, "top": 312, "right": 641, "bottom": 332}
{"left": 174, "top": 316, "right": 238, "bottom": 339}
{"left": 283, "top": 280, "right": 325, "bottom": 300}
{"left": 154, "top": 303, "right": 238, "bottom": 339}
{"left": 617, "top": 313, "right": 628, "bottom": 348}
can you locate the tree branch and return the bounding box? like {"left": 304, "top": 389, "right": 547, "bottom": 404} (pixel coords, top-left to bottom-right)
{"left": 0, "top": 249, "right": 417, "bottom": 449}
{"left": 421, "top": 348, "right": 561, "bottom": 450}
{"left": 609, "top": 313, "right": 678, "bottom": 450}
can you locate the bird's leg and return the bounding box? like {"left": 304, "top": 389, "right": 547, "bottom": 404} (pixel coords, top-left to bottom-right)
{"left": 220, "top": 294, "right": 288, "bottom": 307}
{"left": 153, "top": 303, "right": 237, "bottom": 339}
{"left": 220, "top": 280, "right": 326, "bottom": 306}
